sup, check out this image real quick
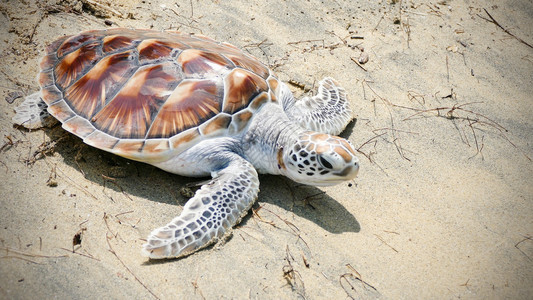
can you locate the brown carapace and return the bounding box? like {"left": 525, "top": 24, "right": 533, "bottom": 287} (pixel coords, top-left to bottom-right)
{"left": 39, "top": 28, "right": 280, "bottom": 161}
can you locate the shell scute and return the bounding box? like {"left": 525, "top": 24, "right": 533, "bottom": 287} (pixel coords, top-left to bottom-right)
{"left": 47, "top": 100, "right": 76, "bottom": 122}
{"left": 220, "top": 42, "right": 242, "bottom": 53}
{"left": 46, "top": 35, "right": 70, "bottom": 54}
{"left": 112, "top": 139, "right": 145, "bottom": 160}
{"left": 148, "top": 79, "right": 221, "bottom": 138}
{"left": 41, "top": 85, "right": 63, "bottom": 104}
{"left": 268, "top": 77, "right": 279, "bottom": 95}
{"left": 269, "top": 91, "right": 278, "bottom": 102}
{"left": 84, "top": 131, "right": 119, "bottom": 150}
{"left": 223, "top": 68, "right": 268, "bottom": 114}
{"left": 249, "top": 92, "right": 270, "bottom": 110}
{"left": 40, "top": 53, "right": 58, "bottom": 71}
{"left": 103, "top": 35, "right": 136, "bottom": 53}
{"left": 189, "top": 33, "right": 218, "bottom": 43}
{"left": 193, "top": 42, "right": 242, "bottom": 57}
{"left": 142, "top": 139, "right": 170, "bottom": 155}
{"left": 57, "top": 32, "right": 102, "bottom": 57}
{"left": 62, "top": 116, "right": 95, "bottom": 138}
{"left": 199, "top": 113, "right": 232, "bottom": 136}
{"left": 141, "top": 30, "right": 183, "bottom": 41}
{"left": 169, "top": 128, "right": 201, "bottom": 151}
{"left": 38, "top": 70, "right": 54, "bottom": 88}
{"left": 92, "top": 62, "right": 181, "bottom": 139}
{"left": 224, "top": 53, "right": 270, "bottom": 79}
{"left": 65, "top": 50, "right": 137, "bottom": 119}
{"left": 177, "top": 49, "right": 233, "bottom": 77}
{"left": 138, "top": 39, "right": 188, "bottom": 63}
{"left": 55, "top": 41, "right": 101, "bottom": 88}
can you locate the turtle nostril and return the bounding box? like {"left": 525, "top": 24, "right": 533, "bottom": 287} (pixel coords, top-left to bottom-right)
{"left": 353, "top": 161, "right": 360, "bottom": 173}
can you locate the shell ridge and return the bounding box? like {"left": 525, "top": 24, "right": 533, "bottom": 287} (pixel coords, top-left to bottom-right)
{"left": 61, "top": 114, "right": 77, "bottom": 123}
{"left": 139, "top": 138, "right": 171, "bottom": 156}
{"left": 54, "top": 40, "right": 105, "bottom": 90}
{"left": 219, "top": 53, "right": 237, "bottom": 70}
{"left": 102, "top": 41, "right": 140, "bottom": 57}
{"left": 59, "top": 48, "right": 140, "bottom": 123}
{"left": 84, "top": 130, "right": 121, "bottom": 150}
{"left": 146, "top": 78, "right": 222, "bottom": 139}
{"left": 87, "top": 51, "right": 141, "bottom": 121}
{"left": 95, "top": 66, "right": 141, "bottom": 119}
{"left": 56, "top": 34, "right": 105, "bottom": 59}
{"left": 141, "top": 61, "right": 186, "bottom": 139}
{"left": 142, "top": 77, "right": 185, "bottom": 140}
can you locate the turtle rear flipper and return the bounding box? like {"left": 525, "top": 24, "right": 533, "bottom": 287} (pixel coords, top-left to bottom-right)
{"left": 142, "top": 154, "right": 259, "bottom": 259}
{"left": 13, "top": 92, "right": 57, "bottom": 129}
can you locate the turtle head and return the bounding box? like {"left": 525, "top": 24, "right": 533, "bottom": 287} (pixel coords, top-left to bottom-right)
{"left": 279, "top": 131, "right": 359, "bottom": 186}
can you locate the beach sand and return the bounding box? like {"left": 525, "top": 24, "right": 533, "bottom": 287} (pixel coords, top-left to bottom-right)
{"left": 0, "top": 0, "right": 531, "bottom": 298}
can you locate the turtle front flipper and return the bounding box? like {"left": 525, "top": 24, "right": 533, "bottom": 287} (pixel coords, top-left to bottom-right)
{"left": 142, "top": 155, "right": 259, "bottom": 259}
{"left": 285, "top": 77, "right": 353, "bottom": 135}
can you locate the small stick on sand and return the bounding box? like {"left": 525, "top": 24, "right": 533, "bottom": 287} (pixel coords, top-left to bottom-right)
{"left": 101, "top": 174, "right": 133, "bottom": 201}
{"left": 514, "top": 235, "right": 532, "bottom": 261}
{"left": 480, "top": 9, "right": 533, "bottom": 49}
{"left": 191, "top": 277, "right": 206, "bottom": 300}
{"left": 0, "top": 246, "right": 68, "bottom": 259}
{"left": 282, "top": 246, "right": 306, "bottom": 297}
{"left": 374, "top": 234, "right": 398, "bottom": 253}
{"left": 339, "top": 264, "right": 378, "bottom": 298}
{"left": 59, "top": 247, "right": 100, "bottom": 261}
{"left": 350, "top": 57, "right": 367, "bottom": 72}
{"left": 0, "top": 255, "right": 42, "bottom": 264}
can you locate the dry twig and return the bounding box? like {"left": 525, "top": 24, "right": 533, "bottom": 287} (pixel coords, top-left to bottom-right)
{"left": 339, "top": 263, "right": 378, "bottom": 299}
{"left": 282, "top": 246, "right": 306, "bottom": 298}
{"left": 374, "top": 234, "right": 398, "bottom": 253}
{"left": 59, "top": 247, "right": 100, "bottom": 261}
{"left": 350, "top": 57, "right": 367, "bottom": 72}
{"left": 101, "top": 174, "right": 133, "bottom": 202}
{"left": 254, "top": 205, "right": 310, "bottom": 251}
{"left": 0, "top": 246, "right": 68, "bottom": 261}
{"left": 479, "top": 9, "right": 533, "bottom": 49}
{"left": 515, "top": 235, "right": 532, "bottom": 261}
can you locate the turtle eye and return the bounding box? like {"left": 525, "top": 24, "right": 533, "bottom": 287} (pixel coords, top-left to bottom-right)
{"left": 318, "top": 155, "right": 333, "bottom": 169}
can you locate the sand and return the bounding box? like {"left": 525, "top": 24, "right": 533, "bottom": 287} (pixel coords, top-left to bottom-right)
{"left": 0, "top": 0, "right": 532, "bottom": 299}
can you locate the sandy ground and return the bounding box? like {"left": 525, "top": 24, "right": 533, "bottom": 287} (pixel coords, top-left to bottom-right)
{"left": 0, "top": 0, "right": 532, "bottom": 299}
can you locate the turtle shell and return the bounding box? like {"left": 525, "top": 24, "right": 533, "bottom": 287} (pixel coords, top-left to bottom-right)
{"left": 38, "top": 28, "right": 281, "bottom": 163}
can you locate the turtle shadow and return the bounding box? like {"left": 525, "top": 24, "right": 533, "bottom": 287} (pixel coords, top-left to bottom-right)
{"left": 39, "top": 124, "right": 360, "bottom": 235}
{"left": 255, "top": 175, "right": 360, "bottom": 234}
{"left": 339, "top": 117, "right": 357, "bottom": 140}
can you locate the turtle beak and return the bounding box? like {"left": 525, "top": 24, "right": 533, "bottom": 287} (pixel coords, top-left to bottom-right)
{"left": 333, "top": 157, "right": 359, "bottom": 178}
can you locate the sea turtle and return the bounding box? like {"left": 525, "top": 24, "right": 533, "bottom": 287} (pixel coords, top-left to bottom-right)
{"left": 13, "top": 28, "right": 359, "bottom": 259}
